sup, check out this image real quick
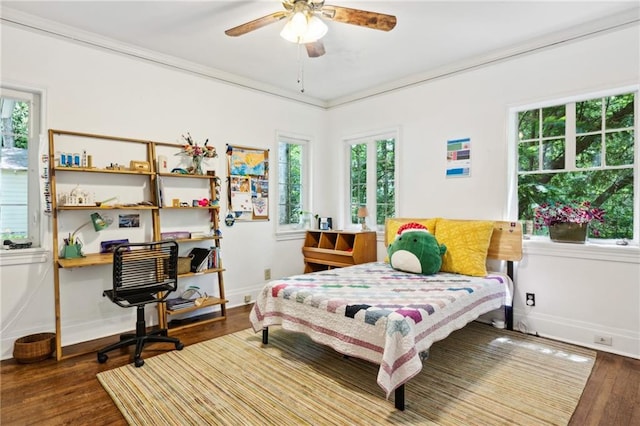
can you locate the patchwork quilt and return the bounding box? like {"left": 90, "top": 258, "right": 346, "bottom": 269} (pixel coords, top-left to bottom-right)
{"left": 250, "top": 262, "right": 511, "bottom": 397}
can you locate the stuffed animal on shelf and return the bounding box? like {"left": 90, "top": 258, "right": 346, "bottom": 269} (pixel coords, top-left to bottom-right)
{"left": 388, "top": 222, "right": 447, "bottom": 275}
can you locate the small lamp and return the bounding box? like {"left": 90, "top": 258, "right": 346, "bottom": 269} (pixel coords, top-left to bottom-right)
{"left": 357, "top": 206, "right": 369, "bottom": 231}
{"left": 70, "top": 212, "right": 111, "bottom": 244}
{"left": 64, "top": 212, "right": 111, "bottom": 259}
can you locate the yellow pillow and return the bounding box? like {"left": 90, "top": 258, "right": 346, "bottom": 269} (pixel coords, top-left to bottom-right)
{"left": 435, "top": 219, "right": 494, "bottom": 276}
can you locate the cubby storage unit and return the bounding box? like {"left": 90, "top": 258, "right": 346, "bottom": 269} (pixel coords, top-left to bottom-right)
{"left": 302, "top": 230, "right": 377, "bottom": 273}
{"left": 48, "top": 129, "right": 227, "bottom": 360}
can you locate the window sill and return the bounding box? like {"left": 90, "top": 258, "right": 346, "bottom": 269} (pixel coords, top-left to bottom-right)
{"left": 0, "top": 248, "right": 50, "bottom": 266}
{"left": 523, "top": 239, "right": 639, "bottom": 264}
{"left": 275, "top": 229, "right": 308, "bottom": 241}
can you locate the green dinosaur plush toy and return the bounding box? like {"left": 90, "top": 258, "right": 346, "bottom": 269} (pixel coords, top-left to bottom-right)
{"left": 388, "top": 222, "right": 447, "bottom": 275}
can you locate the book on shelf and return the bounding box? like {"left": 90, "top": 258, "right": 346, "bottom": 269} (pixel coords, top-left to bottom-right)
{"left": 208, "top": 246, "right": 221, "bottom": 269}
{"left": 190, "top": 231, "right": 211, "bottom": 239}
{"left": 165, "top": 297, "right": 195, "bottom": 310}
{"left": 189, "top": 247, "right": 212, "bottom": 272}
{"left": 156, "top": 176, "right": 165, "bottom": 207}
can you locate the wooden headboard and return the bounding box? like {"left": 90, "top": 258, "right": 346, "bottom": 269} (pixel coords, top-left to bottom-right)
{"left": 486, "top": 221, "right": 523, "bottom": 261}
{"left": 384, "top": 218, "right": 523, "bottom": 262}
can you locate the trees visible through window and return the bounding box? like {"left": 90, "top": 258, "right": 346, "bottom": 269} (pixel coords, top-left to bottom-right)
{"left": 1, "top": 87, "right": 40, "bottom": 245}
{"left": 347, "top": 131, "right": 397, "bottom": 229}
{"left": 517, "top": 91, "right": 636, "bottom": 241}
{"left": 277, "top": 134, "right": 309, "bottom": 229}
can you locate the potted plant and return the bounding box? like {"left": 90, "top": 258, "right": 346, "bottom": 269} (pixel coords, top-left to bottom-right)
{"left": 176, "top": 132, "right": 217, "bottom": 175}
{"left": 533, "top": 201, "right": 605, "bottom": 243}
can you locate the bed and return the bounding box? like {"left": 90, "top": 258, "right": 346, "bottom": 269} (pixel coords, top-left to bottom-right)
{"left": 250, "top": 218, "right": 523, "bottom": 410}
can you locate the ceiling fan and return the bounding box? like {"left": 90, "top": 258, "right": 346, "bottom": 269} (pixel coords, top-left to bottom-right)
{"left": 225, "top": 0, "right": 397, "bottom": 58}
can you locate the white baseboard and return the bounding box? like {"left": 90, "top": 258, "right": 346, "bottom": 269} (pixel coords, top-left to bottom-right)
{"left": 514, "top": 309, "right": 639, "bottom": 359}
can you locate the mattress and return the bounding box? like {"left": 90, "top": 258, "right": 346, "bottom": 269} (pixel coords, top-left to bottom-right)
{"left": 250, "top": 261, "right": 512, "bottom": 396}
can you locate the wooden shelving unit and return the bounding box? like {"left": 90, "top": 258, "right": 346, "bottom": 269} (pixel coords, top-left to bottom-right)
{"left": 158, "top": 230, "right": 227, "bottom": 332}
{"left": 48, "top": 129, "right": 227, "bottom": 360}
{"left": 153, "top": 140, "right": 226, "bottom": 332}
{"left": 302, "top": 230, "right": 377, "bottom": 273}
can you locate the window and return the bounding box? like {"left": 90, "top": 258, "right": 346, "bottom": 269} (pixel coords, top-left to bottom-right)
{"left": 515, "top": 89, "right": 637, "bottom": 242}
{"left": 0, "top": 87, "right": 42, "bottom": 247}
{"left": 277, "top": 132, "right": 310, "bottom": 232}
{"left": 345, "top": 130, "right": 397, "bottom": 230}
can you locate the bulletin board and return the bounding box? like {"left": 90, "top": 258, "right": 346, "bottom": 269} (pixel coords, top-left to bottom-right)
{"left": 226, "top": 144, "right": 269, "bottom": 221}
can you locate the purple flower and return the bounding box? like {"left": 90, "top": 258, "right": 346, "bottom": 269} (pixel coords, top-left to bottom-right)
{"left": 534, "top": 200, "right": 606, "bottom": 234}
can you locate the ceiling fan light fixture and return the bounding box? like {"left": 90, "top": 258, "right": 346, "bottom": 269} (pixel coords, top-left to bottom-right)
{"left": 280, "top": 11, "right": 327, "bottom": 44}
{"left": 306, "top": 16, "right": 328, "bottom": 41}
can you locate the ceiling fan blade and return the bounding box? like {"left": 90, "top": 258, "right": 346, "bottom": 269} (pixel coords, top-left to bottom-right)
{"left": 305, "top": 41, "right": 326, "bottom": 58}
{"left": 321, "top": 6, "right": 397, "bottom": 31}
{"left": 225, "top": 11, "right": 288, "bottom": 37}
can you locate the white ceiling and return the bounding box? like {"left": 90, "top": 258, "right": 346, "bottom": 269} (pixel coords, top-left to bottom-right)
{"left": 1, "top": 1, "right": 639, "bottom": 107}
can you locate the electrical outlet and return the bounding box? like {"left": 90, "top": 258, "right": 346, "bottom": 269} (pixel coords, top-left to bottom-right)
{"left": 264, "top": 268, "right": 271, "bottom": 280}
{"left": 244, "top": 294, "right": 251, "bottom": 304}
{"left": 526, "top": 293, "right": 535, "bottom": 307}
{"left": 594, "top": 335, "right": 612, "bottom": 346}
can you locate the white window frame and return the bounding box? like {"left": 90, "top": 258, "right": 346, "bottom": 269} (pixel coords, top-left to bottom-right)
{"left": 343, "top": 127, "right": 399, "bottom": 233}
{"left": 0, "top": 84, "right": 48, "bottom": 266}
{"left": 275, "top": 131, "right": 312, "bottom": 239}
{"left": 508, "top": 85, "right": 640, "bottom": 258}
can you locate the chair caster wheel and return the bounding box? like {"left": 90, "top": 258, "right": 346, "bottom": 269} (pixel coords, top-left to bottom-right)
{"left": 97, "top": 353, "right": 108, "bottom": 363}
{"left": 176, "top": 342, "right": 184, "bottom": 351}
{"left": 134, "top": 358, "right": 144, "bottom": 367}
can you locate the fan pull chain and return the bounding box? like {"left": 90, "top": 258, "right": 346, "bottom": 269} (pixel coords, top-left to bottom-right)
{"left": 297, "top": 43, "right": 305, "bottom": 93}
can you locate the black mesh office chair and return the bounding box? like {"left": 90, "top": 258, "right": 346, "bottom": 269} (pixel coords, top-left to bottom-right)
{"left": 97, "top": 240, "right": 184, "bottom": 367}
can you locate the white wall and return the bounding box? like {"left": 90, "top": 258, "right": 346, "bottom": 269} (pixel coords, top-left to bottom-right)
{"left": 327, "top": 25, "right": 640, "bottom": 358}
{"left": 2, "top": 21, "right": 639, "bottom": 361}
{"left": 0, "top": 24, "right": 329, "bottom": 359}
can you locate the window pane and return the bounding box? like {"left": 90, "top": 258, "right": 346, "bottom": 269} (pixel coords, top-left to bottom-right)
{"left": 542, "top": 138, "right": 565, "bottom": 170}
{"left": 350, "top": 144, "right": 367, "bottom": 224}
{"left": 576, "top": 98, "right": 602, "bottom": 133}
{"left": 518, "top": 110, "right": 539, "bottom": 140}
{"left": 517, "top": 91, "right": 635, "bottom": 241}
{"left": 518, "top": 141, "right": 539, "bottom": 171}
{"left": 605, "top": 130, "right": 634, "bottom": 166}
{"left": 605, "top": 93, "right": 634, "bottom": 129}
{"left": 346, "top": 133, "right": 397, "bottom": 229}
{"left": 278, "top": 183, "right": 287, "bottom": 204}
{"left": 0, "top": 99, "right": 29, "bottom": 147}
{"left": 541, "top": 106, "right": 565, "bottom": 137}
{"left": 518, "top": 169, "right": 634, "bottom": 239}
{"left": 376, "top": 138, "right": 395, "bottom": 225}
{"left": 277, "top": 141, "right": 303, "bottom": 225}
{"left": 576, "top": 134, "right": 602, "bottom": 168}
{"left": 598, "top": 168, "right": 634, "bottom": 239}
{"left": 0, "top": 97, "right": 30, "bottom": 240}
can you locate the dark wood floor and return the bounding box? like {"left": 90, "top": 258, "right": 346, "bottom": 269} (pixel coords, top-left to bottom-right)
{"left": 1, "top": 304, "right": 638, "bottom": 425}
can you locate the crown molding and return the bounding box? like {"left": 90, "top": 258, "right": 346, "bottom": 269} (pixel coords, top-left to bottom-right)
{"left": 327, "top": 7, "right": 640, "bottom": 109}
{"left": 0, "top": 6, "right": 329, "bottom": 109}
{"left": 2, "top": 6, "right": 638, "bottom": 111}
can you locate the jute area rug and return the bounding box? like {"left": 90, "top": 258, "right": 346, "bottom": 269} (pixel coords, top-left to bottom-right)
{"left": 97, "top": 323, "right": 595, "bottom": 425}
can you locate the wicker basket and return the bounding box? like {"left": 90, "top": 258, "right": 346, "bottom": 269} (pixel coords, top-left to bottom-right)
{"left": 178, "top": 256, "right": 192, "bottom": 275}
{"left": 13, "top": 333, "right": 55, "bottom": 363}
